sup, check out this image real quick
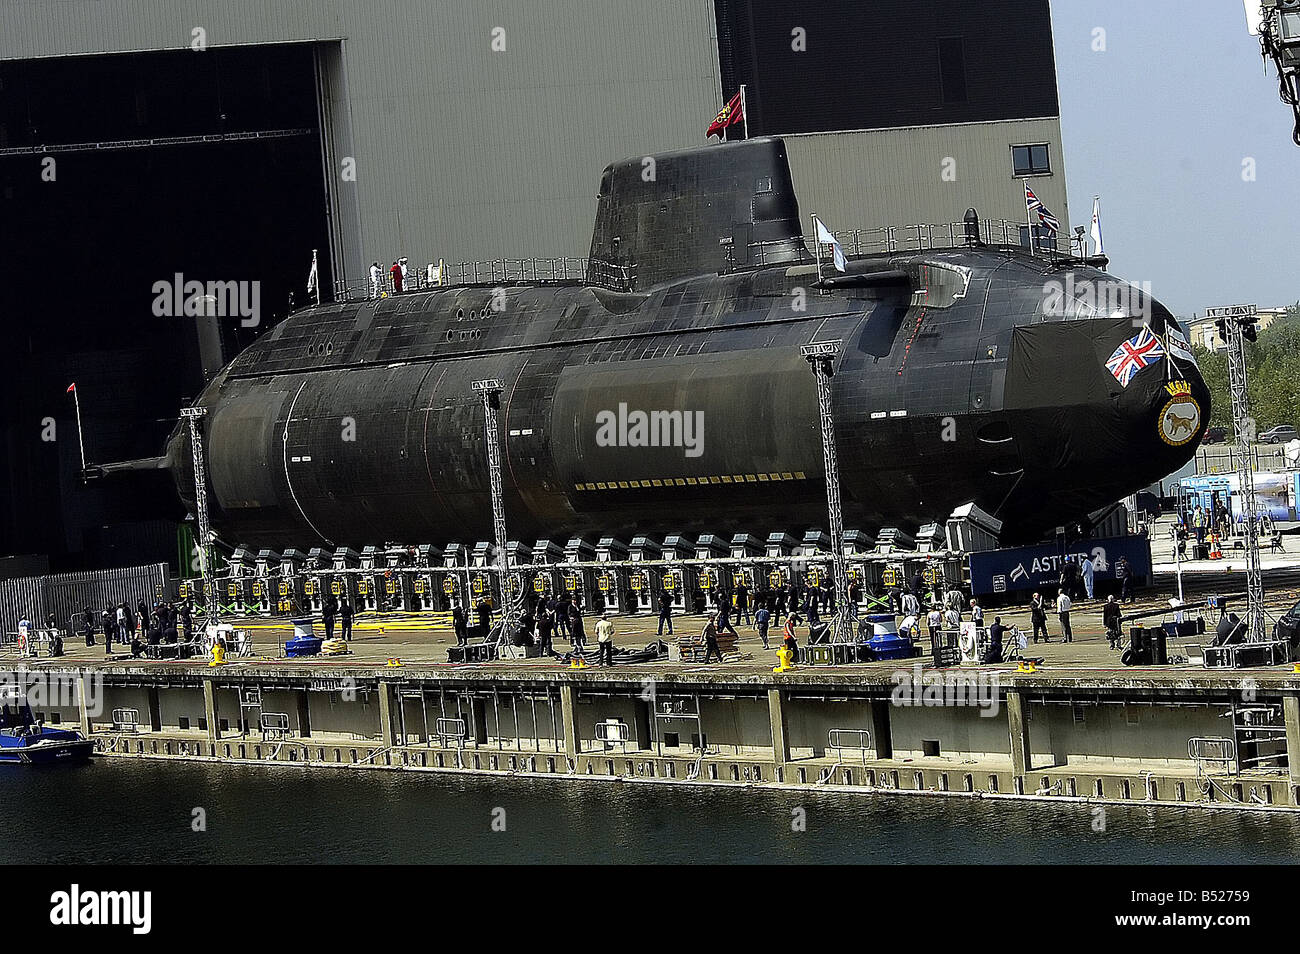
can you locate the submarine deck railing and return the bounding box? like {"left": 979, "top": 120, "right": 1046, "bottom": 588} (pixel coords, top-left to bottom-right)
{"left": 741, "top": 218, "right": 1051, "bottom": 267}
{"left": 330, "top": 217, "right": 1056, "bottom": 303}
{"left": 333, "top": 256, "right": 636, "bottom": 301}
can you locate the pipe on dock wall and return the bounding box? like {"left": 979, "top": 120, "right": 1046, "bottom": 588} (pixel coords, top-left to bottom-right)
{"left": 767, "top": 689, "right": 790, "bottom": 768}
{"left": 1007, "top": 690, "right": 1032, "bottom": 776}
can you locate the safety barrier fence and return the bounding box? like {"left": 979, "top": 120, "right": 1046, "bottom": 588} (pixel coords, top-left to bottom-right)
{"left": 0, "top": 563, "right": 171, "bottom": 640}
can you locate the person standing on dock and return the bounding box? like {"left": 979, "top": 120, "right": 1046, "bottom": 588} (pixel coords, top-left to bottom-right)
{"left": 657, "top": 588, "right": 674, "bottom": 636}
{"left": 536, "top": 604, "right": 554, "bottom": 655}
{"left": 1115, "top": 556, "right": 1134, "bottom": 604}
{"left": 339, "top": 598, "right": 354, "bottom": 641}
{"left": 1081, "top": 555, "right": 1096, "bottom": 601}
{"left": 452, "top": 601, "right": 468, "bottom": 645}
{"left": 702, "top": 612, "right": 723, "bottom": 663}
{"left": 782, "top": 613, "right": 800, "bottom": 655}
{"left": 901, "top": 589, "right": 920, "bottom": 619}
{"left": 596, "top": 612, "right": 615, "bottom": 666}
{"left": 369, "top": 262, "right": 383, "bottom": 299}
{"left": 1056, "top": 589, "right": 1073, "bottom": 642}
{"left": 1103, "top": 595, "right": 1123, "bottom": 650}
{"left": 568, "top": 602, "right": 587, "bottom": 655}
{"left": 101, "top": 608, "right": 115, "bottom": 654}
{"left": 735, "top": 580, "right": 751, "bottom": 625}
{"left": 322, "top": 594, "right": 338, "bottom": 641}
{"left": 755, "top": 603, "right": 771, "bottom": 649}
{"left": 717, "top": 600, "right": 738, "bottom": 637}
{"left": 554, "top": 595, "right": 571, "bottom": 640}
{"left": 1030, "top": 593, "right": 1049, "bottom": 643}
{"left": 927, "top": 606, "right": 943, "bottom": 644}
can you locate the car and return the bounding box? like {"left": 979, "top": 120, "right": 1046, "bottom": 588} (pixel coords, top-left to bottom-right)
{"left": 1260, "top": 425, "right": 1298, "bottom": 444}
{"left": 1202, "top": 425, "right": 1228, "bottom": 444}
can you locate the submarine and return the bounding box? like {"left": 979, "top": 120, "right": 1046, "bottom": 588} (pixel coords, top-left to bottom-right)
{"left": 150, "top": 137, "right": 1207, "bottom": 550}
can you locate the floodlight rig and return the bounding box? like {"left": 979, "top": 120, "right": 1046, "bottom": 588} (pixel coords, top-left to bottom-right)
{"left": 801, "top": 341, "right": 857, "bottom": 644}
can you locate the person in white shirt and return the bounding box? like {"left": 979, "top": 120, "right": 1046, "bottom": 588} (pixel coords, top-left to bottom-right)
{"left": 369, "top": 262, "right": 383, "bottom": 299}
{"left": 901, "top": 590, "right": 920, "bottom": 618}
{"left": 595, "top": 612, "right": 615, "bottom": 666}
{"left": 1056, "top": 589, "right": 1073, "bottom": 642}
{"left": 943, "top": 606, "right": 961, "bottom": 632}
{"left": 899, "top": 614, "right": 918, "bottom": 641}
{"left": 926, "top": 607, "right": 943, "bottom": 642}
{"left": 970, "top": 599, "right": 984, "bottom": 627}
{"left": 1081, "top": 556, "right": 1095, "bottom": 600}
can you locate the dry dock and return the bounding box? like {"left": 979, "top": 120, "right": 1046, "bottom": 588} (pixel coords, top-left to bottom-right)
{"left": 14, "top": 588, "right": 1300, "bottom": 812}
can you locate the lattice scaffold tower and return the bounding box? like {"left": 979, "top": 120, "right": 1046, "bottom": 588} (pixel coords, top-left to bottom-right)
{"left": 180, "top": 405, "right": 221, "bottom": 626}
{"left": 1220, "top": 310, "right": 1266, "bottom": 643}
{"left": 801, "top": 341, "right": 857, "bottom": 643}
{"left": 472, "top": 379, "right": 525, "bottom": 636}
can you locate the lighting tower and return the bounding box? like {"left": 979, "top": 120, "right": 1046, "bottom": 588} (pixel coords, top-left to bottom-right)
{"left": 801, "top": 341, "right": 857, "bottom": 643}
{"left": 472, "top": 379, "right": 523, "bottom": 635}
{"left": 1251, "top": 0, "right": 1300, "bottom": 146}
{"left": 180, "top": 405, "right": 220, "bottom": 626}
{"left": 1213, "top": 305, "right": 1266, "bottom": 642}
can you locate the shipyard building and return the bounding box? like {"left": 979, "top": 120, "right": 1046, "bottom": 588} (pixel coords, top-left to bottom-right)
{"left": 0, "top": 0, "right": 1071, "bottom": 570}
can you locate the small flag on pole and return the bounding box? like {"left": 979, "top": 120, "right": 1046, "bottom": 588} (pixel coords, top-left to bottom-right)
{"left": 813, "top": 215, "right": 847, "bottom": 272}
{"left": 1090, "top": 196, "right": 1105, "bottom": 256}
{"left": 1024, "top": 184, "right": 1060, "bottom": 234}
{"left": 1105, "top": 326, "right": 1165, "bottom": 387}
{"left": 707, "top": 89, "right": 745, "bottom": 139}
{"left": 66, "top": 382, "right": 76, "bottom": 393}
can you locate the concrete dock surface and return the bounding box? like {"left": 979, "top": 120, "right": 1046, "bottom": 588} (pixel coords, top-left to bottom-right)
{"left": 18, "top": 575, "right": 1300, "bottom": 687}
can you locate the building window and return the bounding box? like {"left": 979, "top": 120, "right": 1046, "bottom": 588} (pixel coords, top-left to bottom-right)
{"left": 1012, "top": 143, "right": 1051, "bottom": 177}
{"left": 937, "top": 38, "right": 967, "bottom": 104}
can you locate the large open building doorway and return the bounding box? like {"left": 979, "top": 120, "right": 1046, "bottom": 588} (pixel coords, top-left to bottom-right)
{"left": 0, "top": 43, "right": 333, "bottom": 570}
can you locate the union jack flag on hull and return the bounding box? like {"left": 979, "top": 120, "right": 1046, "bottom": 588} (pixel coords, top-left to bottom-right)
{"left": 1105, "top": 326, "right": 1166, "bottom": 387}
{"left": 1024, "top": 184, "right": 1060, "bottom": 234}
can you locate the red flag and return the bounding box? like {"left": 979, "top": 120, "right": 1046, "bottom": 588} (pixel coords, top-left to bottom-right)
{"left": 707, "top": 90, "right": 744, "bottom": 139}
{"left": 66, "top": 383, "right": 76, "bottom": 393}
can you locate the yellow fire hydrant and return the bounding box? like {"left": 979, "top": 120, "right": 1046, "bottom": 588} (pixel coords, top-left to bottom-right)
{"left": 772, "top": 646, "right": 796, "bottom": 673}
{"left": 208, "top": 642, "right": 226, "bottom": 667}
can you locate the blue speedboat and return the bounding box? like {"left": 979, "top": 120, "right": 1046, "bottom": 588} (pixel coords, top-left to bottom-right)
{"left": 0, "top": 688, "right": 93, "bottom": 765}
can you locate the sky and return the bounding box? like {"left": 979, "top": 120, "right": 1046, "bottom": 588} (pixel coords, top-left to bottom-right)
{"left": 1050, "top": 0, "right": 1300, "bottom": 317}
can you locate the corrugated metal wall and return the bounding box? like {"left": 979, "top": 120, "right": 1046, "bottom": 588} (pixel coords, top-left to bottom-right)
{"left": 0, "top": 0, "right": 723, "bottom": 284}
{"left": 0, "top": 564, "right": 171, "bottom": 635}
{"left": 783, "top": 118, "right": 1071, "bottom": 240}
{"left": 0, "top": 1, "right": 1066, "bottom": 282}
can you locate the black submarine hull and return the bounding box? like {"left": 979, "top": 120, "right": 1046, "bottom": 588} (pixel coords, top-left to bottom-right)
{"left": 169, "top": 255, "right": 1207, "bottom": 549}
{"left": 164, "top": 139, "right": 1209, "bottom": 549}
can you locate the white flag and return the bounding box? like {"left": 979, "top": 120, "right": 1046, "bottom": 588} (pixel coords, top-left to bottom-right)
{"left": 814, "top": 216, "right": 836, "bottom": 246}
{"left": 1090, "top": 196, "right": 1104, "bottom": 256}
{"left": 306, "top": 250, "right": 319, "bottom": 294}
{"left": 813, "top": 215, "right": 847, "bottom": 273}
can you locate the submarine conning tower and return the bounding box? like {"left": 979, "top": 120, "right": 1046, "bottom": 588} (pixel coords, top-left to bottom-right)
{"left": 587, "top": 137, "right": 809, "bottom": 289}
